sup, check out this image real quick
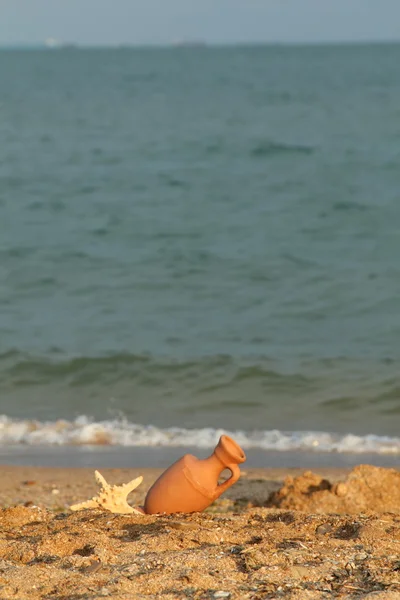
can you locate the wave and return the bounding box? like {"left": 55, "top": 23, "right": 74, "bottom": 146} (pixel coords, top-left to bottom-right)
{"left": 1, "top": 415, "right": 399, "bottom": 455}
{"left": 250, "top": 140, "right": 314, "bottom": 158}
{"left": 0, "top": 350, "right": 313, "bottom": 389}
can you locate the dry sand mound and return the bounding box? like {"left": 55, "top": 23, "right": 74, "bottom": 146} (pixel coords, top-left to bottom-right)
{"left": 267, "top": 465, "right": 400, "bottom": 514}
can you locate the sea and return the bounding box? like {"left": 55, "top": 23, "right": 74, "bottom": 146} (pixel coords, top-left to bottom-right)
{"left": 1, "top": 43, "right": 400, "bottom": 469}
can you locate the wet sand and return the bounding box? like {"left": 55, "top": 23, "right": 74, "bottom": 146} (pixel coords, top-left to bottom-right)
{"left": 1, "top": 464, "right": 400, "bottom": 599}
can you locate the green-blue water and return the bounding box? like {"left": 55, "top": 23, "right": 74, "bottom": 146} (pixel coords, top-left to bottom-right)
{"left": 1, "top": 44, "right": 400, "bottom": 458}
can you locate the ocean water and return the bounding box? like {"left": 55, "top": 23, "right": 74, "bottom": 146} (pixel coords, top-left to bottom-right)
{"left": 1, "top": 43, "right": 400, "bottom": 466}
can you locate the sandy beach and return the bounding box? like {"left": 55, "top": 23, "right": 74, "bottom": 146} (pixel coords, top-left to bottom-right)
{"left": 1, "top": 464, "right": 400, "bottom": 599}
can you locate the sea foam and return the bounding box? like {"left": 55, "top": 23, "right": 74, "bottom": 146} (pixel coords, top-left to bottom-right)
{"left": 0, "top": 415, "right": 399, "bottom": 455}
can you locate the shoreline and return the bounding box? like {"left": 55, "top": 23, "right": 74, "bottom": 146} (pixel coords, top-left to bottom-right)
{"left": 2, "top": 444, "right": 400, "bottom": 470}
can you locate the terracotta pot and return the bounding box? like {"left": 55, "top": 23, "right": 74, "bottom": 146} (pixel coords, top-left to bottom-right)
{"left": 143, "top": 435, "right": 246, "bottom": 515}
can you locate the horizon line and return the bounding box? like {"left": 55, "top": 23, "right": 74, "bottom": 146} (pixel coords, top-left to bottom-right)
{"left": 1, "top": 38, "right": 400, "bottom": 50}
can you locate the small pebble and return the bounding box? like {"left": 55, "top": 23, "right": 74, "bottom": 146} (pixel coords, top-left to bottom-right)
{"left": 213, "top": 592, "right": 230, "bottom": 599}
{"left": 334, "top": 483, "right": 347, "bottom": 497}
{"left": 354, "top": 552, "right": 369, "bottom": 561}
{"left": 345, "top": 561, "right": 356, "bottom": 574}
{"left": 316, "top": 523, "right": 333, "bottom": 535}
{"left": 82, "top": 559, "right": 103, "bottom": 574}
{"left": 167, "top": 520, "right": 198, "bottom": 531}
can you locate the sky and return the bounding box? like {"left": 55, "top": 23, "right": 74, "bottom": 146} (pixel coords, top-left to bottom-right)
{"left": 1, "top": 0, "right": 400, "bottom": 46}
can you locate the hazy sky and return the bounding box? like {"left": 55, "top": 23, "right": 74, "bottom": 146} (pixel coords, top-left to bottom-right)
{"left": 1, "top": 0, "right": 400, "bottom": 46}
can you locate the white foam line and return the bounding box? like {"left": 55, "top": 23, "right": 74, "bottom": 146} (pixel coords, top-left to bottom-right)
{"left": 0, "top": 415, "right": 399, "bottom": 454}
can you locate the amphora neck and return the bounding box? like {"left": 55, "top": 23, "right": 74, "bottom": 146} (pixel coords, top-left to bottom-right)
{"left": 212, "top": 435, "right": 246, "bottom": 467}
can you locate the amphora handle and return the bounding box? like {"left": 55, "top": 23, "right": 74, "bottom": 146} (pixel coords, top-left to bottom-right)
{"left": 214, "top": 463, "right": 241, "bottom": 499}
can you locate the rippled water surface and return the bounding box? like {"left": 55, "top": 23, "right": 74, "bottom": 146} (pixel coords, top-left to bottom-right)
{"left": 1, "top": 44, "right": 400, "bottom": 459}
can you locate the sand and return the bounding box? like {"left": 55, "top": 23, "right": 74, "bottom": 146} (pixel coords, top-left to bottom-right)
{"left": 1, "top": 464, "right": 400, "bottom": 599}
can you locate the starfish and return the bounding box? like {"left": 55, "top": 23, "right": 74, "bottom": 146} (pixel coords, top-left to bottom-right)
{"left": 70, "top": 470, "right": 144, "bottom": 515}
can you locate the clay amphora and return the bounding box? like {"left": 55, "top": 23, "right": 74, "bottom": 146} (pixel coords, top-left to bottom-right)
{"left": 143, "top": 435, "right": 246, "bottom": 515}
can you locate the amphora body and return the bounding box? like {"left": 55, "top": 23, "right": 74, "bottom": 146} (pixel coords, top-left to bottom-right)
{"left": 143, "top": 435, "right": 246, "bottom": 515}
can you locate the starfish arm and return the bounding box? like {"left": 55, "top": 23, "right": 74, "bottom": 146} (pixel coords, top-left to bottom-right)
{"left": 131, "top": 506, "right": 144, "bottom": 515}
{"left": 94, "top": 470, "right": 109, "bottom": 489}
{"left": 122, "top": 475, "right": 144, "bottom": 494}
{"left": 70, "top": 499, "right": 99, "bottom": 511}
